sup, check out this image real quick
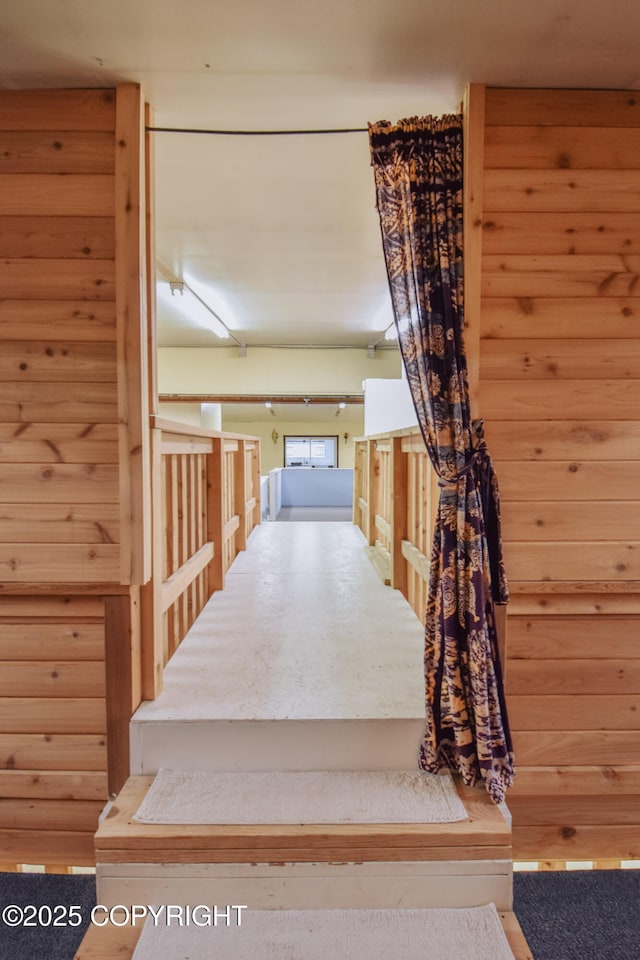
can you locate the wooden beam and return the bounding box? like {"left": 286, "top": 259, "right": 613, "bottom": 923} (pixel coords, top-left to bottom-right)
{"left": 159, "top": 394, "right": 364, "bottom": 405}
{"left": 115, "top": 83, "right": 150, "bottom": 586}
{"left": 144, "top": 102, "right": 157, "bottom": 417}
{"left": 104, "top": 594, "right": 133, "bottom": 796}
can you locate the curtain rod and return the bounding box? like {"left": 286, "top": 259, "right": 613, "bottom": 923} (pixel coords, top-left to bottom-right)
{"left": 146, "top": 125, "right": 368, "bottom": 136}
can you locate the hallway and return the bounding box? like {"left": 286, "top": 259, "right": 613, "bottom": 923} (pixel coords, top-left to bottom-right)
{"left": 130, "top": 520, "right": 425, "bottom": 773}
{"left": 91, "top": 519, "right": 529, "bottom": 958}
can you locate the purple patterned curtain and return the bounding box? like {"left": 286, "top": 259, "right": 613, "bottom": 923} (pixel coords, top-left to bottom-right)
{"left": 369, "top": 115, "right": 514, "bottom": 803}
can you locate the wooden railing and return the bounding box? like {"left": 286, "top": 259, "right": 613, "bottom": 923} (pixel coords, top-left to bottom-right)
{"left": 355, "top": 426, "right": 507, "bottom": 668}
{"left": 141, "top": 418, "right": 261, "bottom": 699}
{"left": 354, "top": 428, "right": 438, "bottom": 623}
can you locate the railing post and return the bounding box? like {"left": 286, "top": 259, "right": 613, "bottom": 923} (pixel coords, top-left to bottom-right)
{"left": 391, "top": 436, "right": 408, "bottom": 597}
{"left": 208, "top": 436, "right": 225, "bottom": 593}
{"left": 367, "top": 439, "right": 379, "bottom": 547}
{"left": 140, "top": 427, "right": 164, "bottom": 700}
{"left": 235, "top": 438, "right": 248, "bottom": 551}
{"left": 251, "top": 440, "right": 261, "bottom": 529}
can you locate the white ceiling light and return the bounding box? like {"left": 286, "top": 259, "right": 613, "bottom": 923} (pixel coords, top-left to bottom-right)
{"left": 157, "top": 279, "right": 230, "bottom": 339}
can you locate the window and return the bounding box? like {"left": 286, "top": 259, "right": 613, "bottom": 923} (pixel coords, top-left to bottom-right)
{"left": 284, "top": 435, "right": 338, "bottom": 468}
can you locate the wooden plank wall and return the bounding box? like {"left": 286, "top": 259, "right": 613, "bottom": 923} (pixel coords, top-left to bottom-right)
{"left": 0, "top": 87, "right": 148, "bottom": 866}
{"left": 478, "top": 88, "right": 640, "bottom": 861}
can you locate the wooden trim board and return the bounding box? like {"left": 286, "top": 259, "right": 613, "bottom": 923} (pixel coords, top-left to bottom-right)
{"left": 95, "top": 776, "right": 511, "bottom": 865}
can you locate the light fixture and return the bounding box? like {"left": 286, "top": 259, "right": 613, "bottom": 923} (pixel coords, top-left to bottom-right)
{"left": 264, "top": 402, "right": 272, "bottom": 408}
{"left": 158, "top": 279, "right": 230, "bottom": 339}
{"left": 338, "top": 402, "right": 346, "bottom": 409}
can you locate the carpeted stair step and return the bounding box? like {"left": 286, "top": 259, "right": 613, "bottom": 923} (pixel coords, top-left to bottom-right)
{"left": 94, "top": 773, "right": 513, "bottom": 911}
{"left": 74, "top": 907, "right": 534, "bottom": 960}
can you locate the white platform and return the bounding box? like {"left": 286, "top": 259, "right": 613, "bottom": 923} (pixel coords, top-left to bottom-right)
{"left": 131, "top": 523, "right": 425, "bottom": 774}
{"left": 97, "top": 859, "right": 513, "bottom": 912}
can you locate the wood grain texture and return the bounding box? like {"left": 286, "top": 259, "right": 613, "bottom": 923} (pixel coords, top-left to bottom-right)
{"left": 513, "top": 730, "right": 640, "bottom": 765}
{"left": 0, "top": 216, "right": 115, "bottom": 259}
{"left": 481, "top": 296, "right": 640, "bottom": 338}
{"left": 496, "top": 460, "right": 640, "bottom": 501}
{"left": 0, "top": 131, "right": 115, "bottom": 174}
{"left": 481, "top": 338, "right": 639, "bottom": 380}
{"left": 0, "top": 544, "right": 120, "bottom": 582}
{"left": 0, "top": 341, "right": 117, "bottom": 382}
{"left": 0, "top": 798, "right": 104, "bottom": 832}
{"left": 486, "top": 420, "right": 640, "bottom": 462}
{"left": 0, "top": 423, "right": 118, "bottom": 463}
{"left": 481, "top": 211, "right": 640, "bottom": 255}
{"left": 508, "top": 695, "right": 640, "bottom": 731}
{"left": 0, "top": 828, "right": 96, "bottom": 865}
{"left": 115, "top": 83, "right": 150, "bottom": 586}
{"left": 0, "top": 622, "right": 104, "bottom": 660}
{"left": 509, "top": 795, "right": 640, "bottom": 826}
{"left": 502, "top": 541, "right": 640, "bottom": 581}
{"left": 481, "top": 380, "right": 640, "bottom": 420}
{"left": 0, "top": 462, "right": 119, "bottom": 503}
{"left": 484, "top": 124, "right": 640, "bottom": 169}
{"left": 0, "top": 300, "right": 115, "bottom": 341}
{"left": 0, "top": 176, "right": 114, "bottom": 216}
{"left": 0, "top": 769, "right": 107, "bottom": 800}
{"left": 0, "top": 381, "right": 118, "bottom": 422}
{"left": 0, "top": 661, "right": 106, "bottom": 698}
{"left": 0, "top": 733, "right": 106, "bottom": 770}
{"left": 513, "top": 824, "right": 640, "bottom": 860}
{"left": 482, "top": 254, "right": 640, "bottom": 298}
{"left": 0, "top": 697, "right": 106, "bottom": 734}
{"left": 507, "top": 615, "right": 640, "bottom": 659}
{"left": 0, "top": 89, "right": 116, "bottom": 131}
{"left": 0, "top": 258, "right": 115, "bottom": 300}
{"left": 508, "top": 765, "right": 640, "bottom": 797}
{"left": 501, "top": 501, "right": 640, "bottom": 542}
{"left": 485, "top": 88, "right": 640, "bottom": 127}
{"left": 484, "top": 169, "right": 640, "bottom": 212}
{"left": 0, "top": 505, "right": 119, "bottom": 545}
{"left": 507, "top": 659, "right": 640, "bottom": 696}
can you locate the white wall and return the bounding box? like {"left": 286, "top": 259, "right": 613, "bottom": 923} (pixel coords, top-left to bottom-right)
{"left": 363, "top": 378, "right": 418, "bottom": 436}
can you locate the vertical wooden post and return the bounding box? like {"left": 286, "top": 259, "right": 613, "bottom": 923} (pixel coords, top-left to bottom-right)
{"left": 208, "top": 437, "right": 225, "bottom": 594}
{"left": 235, "top": 439, "right": 247, "bottom": 551}
{"left": 115, "top": 83, "right": 151, "bottom": 585}
{"left": 141, "top": 427, "right": 165, "bottom": 698}
{"left": 144, "top": 102, "right": 158, "bottom": 418}
{"left": 367, "top": 440, "right": 379, "bottom": 547}
{"left": 251, "top": 441, "right": 261, "bottom": 529}
{"left": 391, "top": 436, "right": 408, "bottom": 597}
{"left": 104, "top": 594, "right": 135, "bottom": 796}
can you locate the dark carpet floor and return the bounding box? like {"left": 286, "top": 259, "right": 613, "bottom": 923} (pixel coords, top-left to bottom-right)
{"left": 0, "top": 870, "right": 639, "bottom": 959}
{"left": 514, "top": 870, "right": 640, "bottom": 960}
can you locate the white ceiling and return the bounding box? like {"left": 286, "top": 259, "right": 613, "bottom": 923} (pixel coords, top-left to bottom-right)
{"left": 3, "top": 1, "right": 640, "bottom": 349}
